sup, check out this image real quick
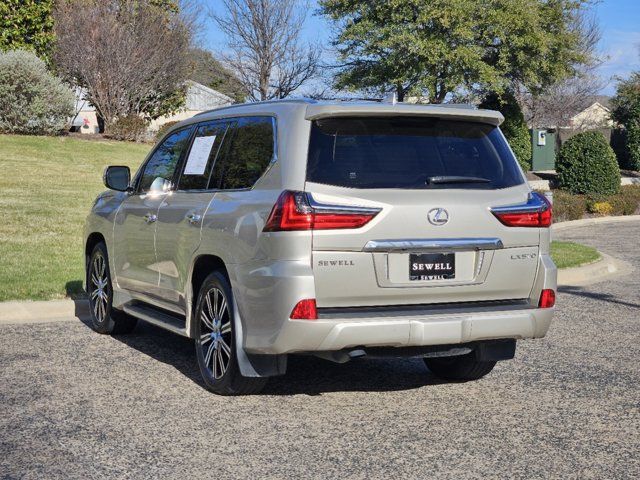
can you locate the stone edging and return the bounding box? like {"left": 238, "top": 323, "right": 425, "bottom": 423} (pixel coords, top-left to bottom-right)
{"left": 552, "top": 214, "right": 640, "bottom": 231}
{"left": 557, "top": 252, "right": 633, "bottom": 287}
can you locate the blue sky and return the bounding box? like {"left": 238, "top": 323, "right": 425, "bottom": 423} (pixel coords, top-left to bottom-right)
{"left": 593, "top": 0, "right": 640, "bottom": 93}
{"left": 201, "top": 0, "right": 640, "bottom": 96}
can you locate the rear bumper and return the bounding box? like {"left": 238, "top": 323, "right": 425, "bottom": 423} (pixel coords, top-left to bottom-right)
{"left": 247, "top": 304, "right": 554, "bottom": 354}
{"left": 236, "top": 252, "right": 556, "bottom": 355}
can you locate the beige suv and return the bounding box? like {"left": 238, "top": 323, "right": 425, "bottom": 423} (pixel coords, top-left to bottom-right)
{"left": 84, "top": 99, "right": 557, "bottom": 395}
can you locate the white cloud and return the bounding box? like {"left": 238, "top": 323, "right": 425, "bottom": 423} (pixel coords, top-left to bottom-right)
{"left": 597, "top": 30, "right": 640, "bottom": 94}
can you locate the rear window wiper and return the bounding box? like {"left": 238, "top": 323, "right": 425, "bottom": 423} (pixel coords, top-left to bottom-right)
{"left": 427, "top": 176, "right": 491, "bottom": 185}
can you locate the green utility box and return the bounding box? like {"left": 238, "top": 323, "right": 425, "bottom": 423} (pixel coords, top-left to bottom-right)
{"left": 530, "top": 129, "right": 556, "bottom": 171}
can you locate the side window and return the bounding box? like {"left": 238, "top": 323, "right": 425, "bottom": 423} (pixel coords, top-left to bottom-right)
{"left": 138, "top": 127, "right": 193, "bottom": 193}
{"left": 177, "top": 121, "right": 228, "bottom": 191}
{"left": 209, "top": 116, "right": 275, "bottom": 190}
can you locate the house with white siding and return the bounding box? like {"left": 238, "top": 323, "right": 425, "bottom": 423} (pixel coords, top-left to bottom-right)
{"left": 149, "top": 80, "right": 234, "bottom": 131}
{"left": 72, "top": 81, "right": 234, "bottom": 134}
{"left": 567, "top": 96, "right": 613, "bottom": 130}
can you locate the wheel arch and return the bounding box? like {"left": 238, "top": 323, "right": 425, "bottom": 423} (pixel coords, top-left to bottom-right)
{"left": 187, "top": 254, "right": 287, "bottom": 378}
{"left": 85, "top": 232, "right": 106, "bottom": 257}
{"left": 188, "top": 254, "right": 229, "bottom": 337}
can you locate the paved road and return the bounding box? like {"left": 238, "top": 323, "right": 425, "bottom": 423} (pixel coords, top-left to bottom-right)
{"left": 1, "top": 222, "right": 639, "bottom": 479}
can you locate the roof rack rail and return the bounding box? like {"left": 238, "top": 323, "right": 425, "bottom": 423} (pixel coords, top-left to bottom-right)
{"left": 194, "top": 97, "right": 318, "bottom": 117}
{"left": 429, "top": 103, "right": 477, "bottom": 110}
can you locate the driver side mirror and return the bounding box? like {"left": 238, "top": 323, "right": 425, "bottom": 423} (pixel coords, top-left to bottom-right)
{"left": 103, "top": 165, "right": 131, "bottom": 192}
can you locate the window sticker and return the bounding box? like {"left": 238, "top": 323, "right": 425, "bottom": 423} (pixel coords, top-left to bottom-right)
{"left": 184, "top": 135, "right": 216, "bottom": 175}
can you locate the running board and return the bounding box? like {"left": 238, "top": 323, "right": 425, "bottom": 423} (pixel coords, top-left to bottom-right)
{"left": 123, "top": 304, "right": 188, "bottom": 337}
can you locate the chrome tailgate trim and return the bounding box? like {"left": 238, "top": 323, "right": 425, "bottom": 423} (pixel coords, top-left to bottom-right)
{"left": 363, "top": 238, "right": 504, "bottom": 253}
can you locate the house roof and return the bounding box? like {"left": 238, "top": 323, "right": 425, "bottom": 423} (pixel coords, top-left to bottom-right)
{"left": 575, "top": 95, "right": 611, "bottom": 114}
{"left": 75, "top": 80, "right": 234, "bottom": 113}
{"left": 587, "top": 95, "right": 611, "bottom": 109}
{"left": 184, "top": 80, "right": 233, "bottom": 110}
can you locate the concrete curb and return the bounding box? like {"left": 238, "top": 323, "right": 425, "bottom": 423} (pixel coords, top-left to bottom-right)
{"left": 0, "top": 299, "right": 89, "bottom": 325}
{"left": 557, "top": 252, "right": 633, "bottom": 287}
{"left": 552, "top": 215, "right": 637, "bottom": 285}
{"left": 530, "top": 177, "right": 640, "bottom": 191}
{"left": 528, "top": 180, "right": 550, "bottom": 190}
{"left": 552, "top": 214, "right": 640, "bottom": 231}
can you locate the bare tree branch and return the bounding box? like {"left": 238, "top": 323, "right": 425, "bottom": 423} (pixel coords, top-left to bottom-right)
{"left": 54, "top": 0, "right": 193, "bottom": 129}
{"left": 516, "top": 67, "right": 608, "bottom": 129}
{"left": 212, "top": 0, "right": 320, "bottom": 101}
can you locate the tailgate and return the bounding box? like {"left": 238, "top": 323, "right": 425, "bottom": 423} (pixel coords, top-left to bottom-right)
{"left": 309, "top": 184, "right": 540, "bottom": 308}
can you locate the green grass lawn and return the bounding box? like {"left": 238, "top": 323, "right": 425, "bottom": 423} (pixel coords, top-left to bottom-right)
{"left": 550, "top": 240, "right": 601, "bottom": 269}
{"left": 0, "top": 134, "right": 150, "bottom": 301}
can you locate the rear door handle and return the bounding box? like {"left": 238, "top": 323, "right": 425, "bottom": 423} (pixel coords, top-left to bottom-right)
{"left": 143, "top": 213, "right": 157, "bottom": 224}
{"left": 186, "top": 213, "right": 202, "bottom": 225}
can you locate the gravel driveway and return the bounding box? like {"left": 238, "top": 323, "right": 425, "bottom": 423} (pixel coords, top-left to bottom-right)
{"left": 1, "top": 222, "right": 639, "bottom": 479}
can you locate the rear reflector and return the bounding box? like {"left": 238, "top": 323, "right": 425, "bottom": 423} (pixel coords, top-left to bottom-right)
{"left": 538, "top": 289, "right": 556, "bottom": 308}
{"left": 491, "top": 192, "right": 552, "bottom": 228}
{"left": 263, "top": 191, "right": 379, "bottom": 232}
{"left": 290, "top": 299, "right": 318, "bottom": 320}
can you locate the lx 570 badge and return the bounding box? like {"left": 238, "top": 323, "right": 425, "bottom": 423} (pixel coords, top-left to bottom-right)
{"left": 511, "top": 253, "right": 537, "bottom": 260}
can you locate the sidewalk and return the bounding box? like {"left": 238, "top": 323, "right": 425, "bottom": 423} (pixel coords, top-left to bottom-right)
{"left": 0, "top": 299, "right": 89, "bottom": 325}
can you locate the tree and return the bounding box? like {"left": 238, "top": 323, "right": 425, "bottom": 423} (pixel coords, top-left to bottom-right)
{"left": 480, "top": 92, "right": 532, "bottom": 171}
{"left": 0, "top": 0, "right": 178, "bottom": 65}
{"left": 149, "top": 0, "right": 179, "bottom": 12}
{"left": 0, "top": 0, "right": 55, "bottom": 62}
{"left": 320, "top": 0, "right": 595, "bottom": 102}
{"left": 517, "top": 69, "right": 606, "bottom": 129}
{"left": 212, "top": 0, "right": 320, "bottom": 101}
{"left": 187, "top": 48, "right": 245, "bottom": 102}
{"left": 54, "top": 0, "right": 193, "bottom": 130}
{"left": 611, "top": 71, "right": 640, "bottom": 170}
{"left": 515, "top": 11, "right": 603, "bottom": 129}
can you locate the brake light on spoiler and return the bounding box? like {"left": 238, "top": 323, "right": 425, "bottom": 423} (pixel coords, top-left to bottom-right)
{"left": 491, "top": 192, "right": 552, "bottom": 228}
{"left": 263, "top": 191, "right": 381, "bottom": 232}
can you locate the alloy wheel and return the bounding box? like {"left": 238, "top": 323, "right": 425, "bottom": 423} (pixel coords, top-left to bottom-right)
{"left": 199, "top": 287, "right": 232, "bottom": 379}
{"left": 89, "top": 252, "right": 110, "bottom": 323}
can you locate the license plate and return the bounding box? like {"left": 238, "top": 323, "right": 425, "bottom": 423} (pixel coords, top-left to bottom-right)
{"left": 409, "top": 253, "right": 455, "bottom": 280}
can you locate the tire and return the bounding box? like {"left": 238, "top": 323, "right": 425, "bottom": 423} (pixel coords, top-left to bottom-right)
{"left": 194, "top": 271, "right": 267, "bottom": 395}
{"left": 87, "top": 243, "right": 137, "bottom": 335}
{"left": 424, "top": 353, "right": 496, "bottom": 381}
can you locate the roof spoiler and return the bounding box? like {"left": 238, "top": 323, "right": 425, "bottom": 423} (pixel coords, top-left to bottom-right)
{"left": 305, "top": 104, "right": 504, "bottom": 126}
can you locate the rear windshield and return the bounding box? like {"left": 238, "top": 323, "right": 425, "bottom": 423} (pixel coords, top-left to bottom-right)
{"left": 306, "top": 117, "right": 524, "bottom": 189}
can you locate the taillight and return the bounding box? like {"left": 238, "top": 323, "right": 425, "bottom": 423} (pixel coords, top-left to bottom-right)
{"left": 263, "top": 191, "right": 380, "bottom": 232}
{"left": 491, "top": 192, "right": 552, "bottom": 228}
{"left": 538, "top": 289, "right": 556, "bottom": 308}
{"left": 290, "top": 299, "right": 318, "bottom": 320}
{"left": 263, "top": 191, "right": 313, "bottom": 231}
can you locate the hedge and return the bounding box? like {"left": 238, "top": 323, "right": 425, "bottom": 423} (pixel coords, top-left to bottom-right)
{"left": 556, "top": 131, "right": 620, "bottom": 195}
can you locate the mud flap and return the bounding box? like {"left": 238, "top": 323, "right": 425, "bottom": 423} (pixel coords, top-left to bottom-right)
{"left": 474, "top": 339, "right": 516, "bottom": 361}
{"left": 233, "top": 297, "right": 287, "bottom": 377}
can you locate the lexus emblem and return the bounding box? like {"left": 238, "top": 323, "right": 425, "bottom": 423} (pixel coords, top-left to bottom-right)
{"left": 428, "top": 208, "right": 449, "bottom": 226}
